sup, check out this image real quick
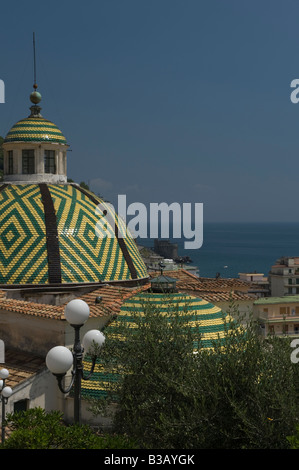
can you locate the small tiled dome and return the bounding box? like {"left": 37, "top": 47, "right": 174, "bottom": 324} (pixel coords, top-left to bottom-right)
{"left": 4, "top": 116, "right": 67, "bottom": 144}
{"left": 81, "top": 292, "right": 233, "bottom": 399}
{"left": 0, "top": 183, "right": 148, "bottom": 286}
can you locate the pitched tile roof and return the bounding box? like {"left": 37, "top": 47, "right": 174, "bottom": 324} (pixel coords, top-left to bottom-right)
{"left": 149, "top": 269, "right": 251, "bottom": 291}
{"left": 0, "top": 285, "right": 150, "bottom": 320}
{"left": 0, "top": 297, "right": 65, "bottom": 319}
{"left": 1, "top": 349, "right": 45, "bottom": 388}
{"left": 148, "top": 269, "right": 256, "bottom": 302}
{"left": 79, "top": 285, "right": 150, "bottom": 318}
{"left": 0, "top": 270, "right": 256, "bottom": 322}
{"left": 198, "top": 291, "right": 255, "bottom": 303}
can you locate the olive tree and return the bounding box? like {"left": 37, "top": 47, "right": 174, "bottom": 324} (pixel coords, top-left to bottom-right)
{"left": 90, "top": 298, "right": 299, "bottom": 449}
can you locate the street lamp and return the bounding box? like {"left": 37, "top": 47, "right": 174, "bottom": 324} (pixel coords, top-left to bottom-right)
{"left": 46, "top": 299, "right": 105, "bottom": 425}
{"left": 0, "top": 368, "right": 12, "bottom": 443}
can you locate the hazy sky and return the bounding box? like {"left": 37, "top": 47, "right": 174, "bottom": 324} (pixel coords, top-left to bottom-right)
{"left": 1, "top": 0, "right": 299, "bottom": 222}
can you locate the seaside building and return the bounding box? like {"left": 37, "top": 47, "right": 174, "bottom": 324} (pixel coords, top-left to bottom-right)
{"left": 137, "top": 245, "right": 164, "bottom": 270}
{"left": 254, "top": 295, "right": 299, "bottom": 337}
{"left": 239, "top": 272, "right": 267, "bottom": 283}
{"left": 139, "top": 242, "right": 200, "bottom": 277}
{"left": 154, "top": 239, "right": 178, "bottom": 260}
{"left": 238, "top": 272, "right": 270, "bottom": 297}
{"left": 268, "top": 256, "right": 299, "bottom": 297}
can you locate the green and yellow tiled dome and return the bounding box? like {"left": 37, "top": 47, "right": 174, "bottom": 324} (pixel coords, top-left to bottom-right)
{"left": 81, "top": 292, "right": 233, "bottom": 399}
{"left": 0, "top": 183, "right": 148, "bottom": 286}
{"left": 4, "top": 116, "right": 67, "bottom": 144}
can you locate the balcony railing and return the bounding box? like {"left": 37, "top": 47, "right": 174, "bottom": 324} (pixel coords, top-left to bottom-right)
{"left": 267, "top": 331, "right": 299, "bottom": 337}
{"left": 259, "top": 315, "right": 299, "bottom": 322}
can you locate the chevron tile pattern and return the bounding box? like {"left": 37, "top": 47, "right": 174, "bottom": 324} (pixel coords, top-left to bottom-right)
{"left": 0, "top": 185, "right": 48, "bottom": 284}
{"left": 0, "top": 184, "right": 148, "bottom": 286}
{"left": 4, "top": 117, "right": 67, "bottom": 144}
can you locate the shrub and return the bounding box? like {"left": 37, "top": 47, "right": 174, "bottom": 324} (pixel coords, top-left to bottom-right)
{"left": 0, "top": 408, "right": 137, "bottom": 449}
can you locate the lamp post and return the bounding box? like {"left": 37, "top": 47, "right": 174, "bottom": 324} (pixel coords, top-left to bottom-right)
{"left": 0, "top": 368, "right": 12, "bottom": 443}
{"left": 46, "top": 299, "right": 105, "bottom": 425}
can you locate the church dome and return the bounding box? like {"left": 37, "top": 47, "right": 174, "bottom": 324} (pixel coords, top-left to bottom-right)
{"left": 0, "top": 83, "right": 148, "bottom": 287}
{"left": 4, "top": 116, "right": 67, "bottom": 145}
{"left": 0, "top": 183, "right": 148, "bottom": 287}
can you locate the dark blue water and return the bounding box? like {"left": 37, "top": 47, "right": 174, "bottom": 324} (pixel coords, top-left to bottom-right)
{"left": 137, "top": 223, "right": 299, "bottom": 278}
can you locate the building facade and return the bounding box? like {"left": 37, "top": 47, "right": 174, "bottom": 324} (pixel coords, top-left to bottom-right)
{"left": 268, "top": 257, "right": 299, "bottom": 297}
{"left": 254, "top": 295, "right": 299, "bottom": 337}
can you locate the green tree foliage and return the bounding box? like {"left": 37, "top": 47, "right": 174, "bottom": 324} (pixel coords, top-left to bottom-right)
{"left": 90, "top": 299, "right": 299, "bottom": 449}
{"left": 288, "top": 426, "right": 299, "bottom": 448}
{"left": 67, "top": 178, "right": 89, "bottom": 190}
{"left": 79, "top": 181, "right": 89, "bottom": 190}
{"left": 0, "top": 408, "right": 137, "bottom": 449}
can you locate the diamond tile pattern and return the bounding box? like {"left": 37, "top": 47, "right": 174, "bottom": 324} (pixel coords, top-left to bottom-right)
{"left": 0, "top": 184, "right": 148, "bottom": 286}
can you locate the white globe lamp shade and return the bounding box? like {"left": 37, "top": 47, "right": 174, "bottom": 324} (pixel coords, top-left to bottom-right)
{"left": 46, "top": 346, "right": 73, "bottom": 375}
{"left": 64, "top": 299, "right": 90, "bottom": 325}
{"left": 2, "top": 386, "right": 12, "bottom": 398}
{"left": 0, "top": 368, "right": 9, "bottom": 379}
{"left": 82, "top": 330, "right": 105, "bottom": 354}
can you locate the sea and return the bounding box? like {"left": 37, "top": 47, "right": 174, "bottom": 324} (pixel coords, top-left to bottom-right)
{"left": 136, "top": 222, "right": 299, "bottom": 279}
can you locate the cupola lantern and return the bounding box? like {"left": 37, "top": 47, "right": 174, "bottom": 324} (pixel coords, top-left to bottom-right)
{"left": 150, "top": 262, "right": 177, "bottom": 293}
{"left": 2, "top": 87, "right": 69, "bottom": 184}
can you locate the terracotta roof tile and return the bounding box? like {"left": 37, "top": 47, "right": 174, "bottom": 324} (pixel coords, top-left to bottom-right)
{"left": 198, "top": 291, "right": 256, "bottom": 303}
{"left": 149, "top": 269, "right": 251, "bottom": 290}
{"left": 149, "top": 270, "right": 257, "bottom": 302}
{"left": 0, "top": 285, "right": 150, "bottom": 320}
{"left": 79, "top": 285, "right": 150, "bottom": 318}
{"left": 0, "top": 298, "right": 65, "bottom": 319}
{"left": 0, "top": 270, "right": 256, "bottom": 321}
{"left": 1, "top": 349, "right": 45, "bottom": 388}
